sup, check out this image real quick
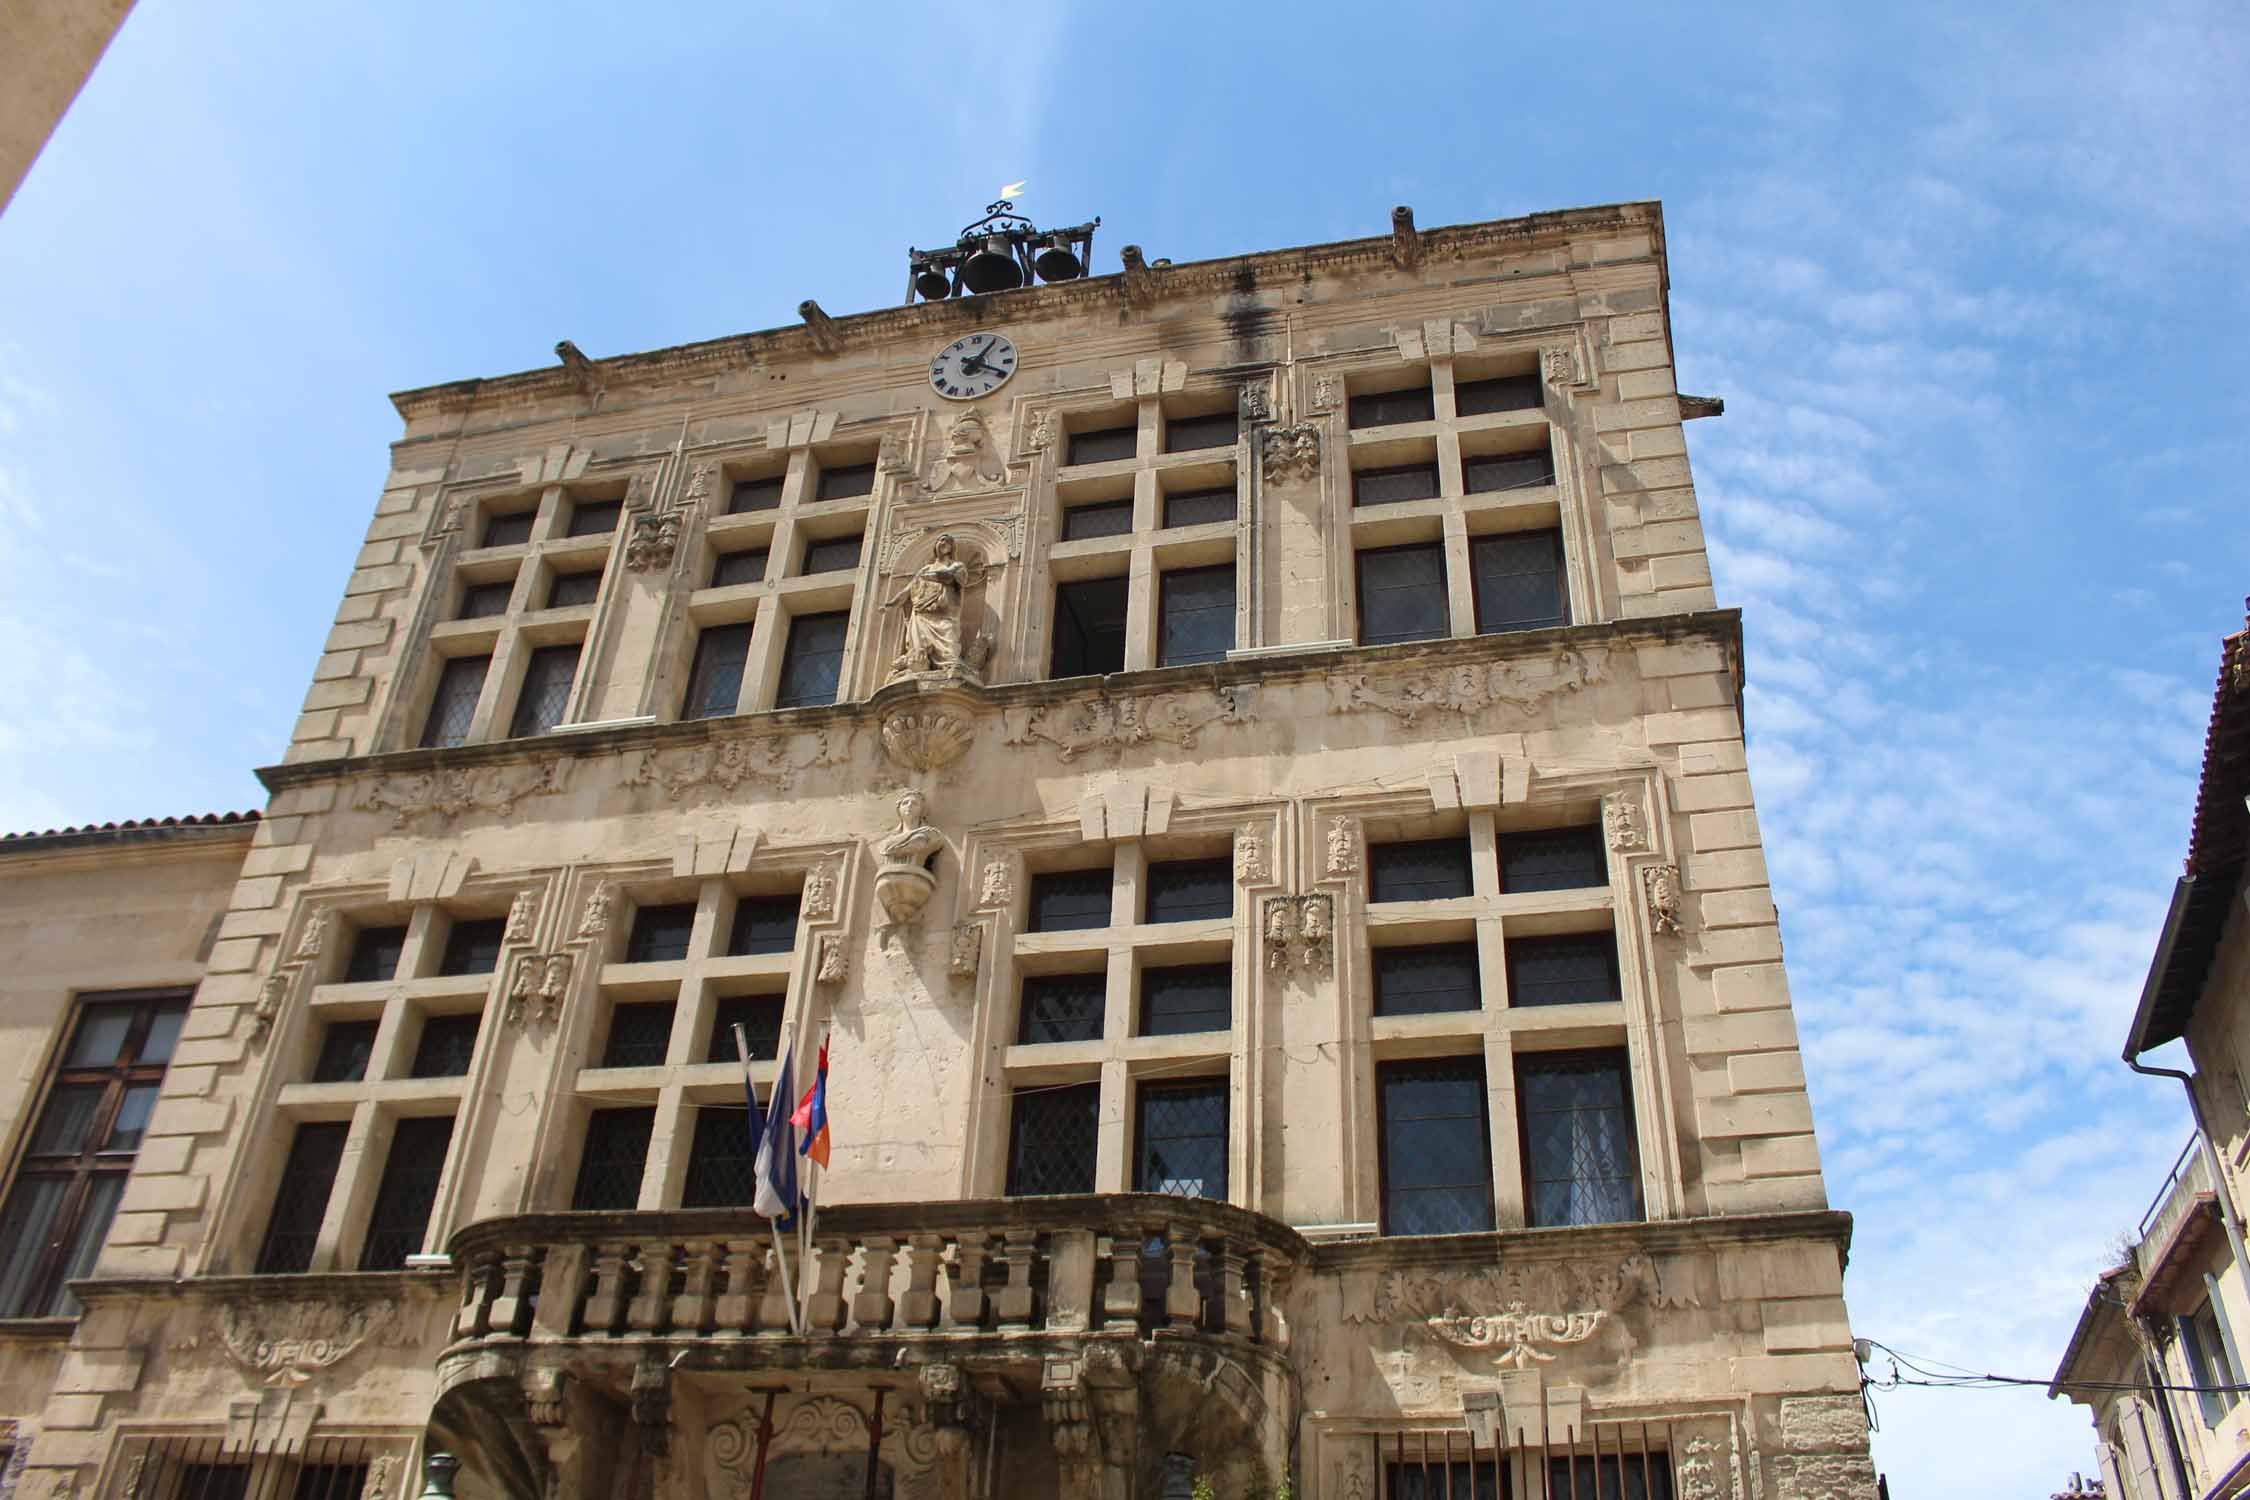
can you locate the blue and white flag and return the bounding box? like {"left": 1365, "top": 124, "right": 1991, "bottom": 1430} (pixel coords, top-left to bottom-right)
{"left": 752, "top": 1045, "right": 799, "bottom": 1226}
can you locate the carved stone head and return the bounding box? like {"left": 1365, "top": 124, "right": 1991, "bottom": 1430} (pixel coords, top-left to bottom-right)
{"left": 945, "top": 412, "right": 986, "bottom": 455}
{"left": 931, "top": 532, "right": 958, "bottom": 562}
{"left": 895, "top": 788, "right": 928, "bottom": 827}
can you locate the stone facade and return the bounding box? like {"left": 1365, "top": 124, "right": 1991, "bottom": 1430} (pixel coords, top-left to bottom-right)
{"left": 0, "top": 202, "right": 1880, "bottom": 1498}
{"left": 0, "top": 0, "right": 135, "bottom": 212}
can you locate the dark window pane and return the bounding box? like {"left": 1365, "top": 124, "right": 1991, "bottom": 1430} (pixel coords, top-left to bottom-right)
{"left": 1163, "top": 485, "right": 1236, "bottom": 529}
{"left": 313, "top": 1021, "right": 379, "bottom": 1084}
{"left": 729, "top": 894, "right": 800, "bottom": 955}
{"left": 65, "top": 1004, "right": 134, "bottom": 1066}
{"left": 1135, "top": 1081, "right": 1227, "bottom": 1199}
{"left": 419, "top": 656, "right": 490, "bottom": 749}
{"left": 627, "top": 903, "right": 698, "bottom": 964}
{"left": 1145, "top": 859, "right": 1232, "bottom": 924}
{"left": 574, "top": 1108, "right": 654, "bottom": 1211}
{"left": 1349, "top": 386, "right": 1435, "bottom": 428}
{"left": 29, "top": 1085, "right": 104, "bottom": 1156}
{"left": 409, "top": 1013, "right": 482, "bottom": 1078}
{"left": 1380, "top": 1058, "right": 1494, "bottom": 1235}
{"left": 1455, "top": 374, "right": 1543, "bottom": 416}
{"left": 707, "top": 995, "right": 786, "bottom": 1063}
{"left": 711, "top": 548, "right": 769, "bottom": 588}
{"left": 775, "top": 611, "right": 850, "bottom": 708}
{"left": 1501, "top": 826, "right": 1605, "bottom": 893}
{"left": 1353, "top": 462, "right": 1441, "bottom": 507}
{"left": 141, "top": 1005, "right": 186, "bottom": 1066}
{"left": 458, "top": 580, "right": 514, "bottom": 619}
{"left": 103, "top": 1084, "right": 159, "bottom": 1152}
{"left": 566, "top": 499, "right": 621, "bottom": 537}
{"left": 1062, "top": 499, "right": 1134, "bottom": 540}
{"left": 1373, "top": 943, "right": 1481, "bottom": 1017}
{"left": 548, "top": 569, "right": 602, "bottom": 608}
{"left": 1067, "top": 425, "right": 1136, "bottom": 466}
{"left": 256, "top": 1121, "right": 349, "bottom": 1274}
{"left": 1472, "top": 530, "right": 1568, "bottom": 635}
{"left": 0, "top": 1176, "right": 69, "bottom": 1313}
{"left": 602, "top": 1003, "right": 676, "bottom": 1069}
{"left": 1018, "top": 973, "right": 1105, "bottom": 1045}
{"left": 1387, "top": 1463, "right": 1502, "bottom": 1500}
{"left": 1164, "top": 412, "right": 1238, "bottom": 453}
{"left": 1549, "top": 1454, "right": 1674, "bottom": 1500}
{"left": 801, "top": 533, "right": 864, "bottom": 575}
{"left": 508, "top": 644, "right": 580, "bottom": 738}
{"left": 683, "top": 623, "right": 753, "bottom": 720}
{"left": 359, "top": 1115, "right": 455, "bottom": 1269}
{"left": 481, "top": 511, "right": 535, "bottom": 548}
{"left": 1052, "top": 577, "right": 1130, "bottom": 677}
{"left": 815, "top": 463, "right": 876, "bottom": 501}
{"left": 1369, "top": 838, "right": 1473, "bottom": 902}
{"left": 1357, "top": 543, "right": 1449, "bottom": 646}
{"left": 345, "top": 925, "right": 407, "bottom": 984}
{"left": 1029, "top": 869, "right": 1113, "bottom": 932}
{"left": 729, "top": 475, "right": 785, "bottom": 514}
{"left": 1465, "top": 446, "right": 1556, "bottom": 495}
{"left": 1140, "top": 963, "right": 1231, "bottom": 1037}
{"left": 1006, "top": 1083, "right": 1098, "bottom": 1196}
{"left": 1520, "top": 1051, "right": 1640, "bottom": 1227}
{"left": 47, "top": 1172, "right": 123, "bottom": 1313}
{"left": 295, "top": 1466, "right": 372, "bottom": 1500}
{"left": 1158, "top": 564, "right": 1234, "bottom": 666}
{"left": 1507, "top": 933, "right": 1622, "bottom": 1008}
{"left": 683, "top": 1104, "right": 760, "bottom": 1208}
{"left": 439, "top": 918, "right": 506, "bottom": 976}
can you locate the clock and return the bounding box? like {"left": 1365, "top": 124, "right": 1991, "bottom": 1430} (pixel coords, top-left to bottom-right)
{"left": 929, "top": 332, "right": 1018, "bottom": 401}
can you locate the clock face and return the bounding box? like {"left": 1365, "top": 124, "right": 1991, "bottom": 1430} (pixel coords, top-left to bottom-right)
{"left": 929, "top": 332, "right": 1017, "bottom": 401}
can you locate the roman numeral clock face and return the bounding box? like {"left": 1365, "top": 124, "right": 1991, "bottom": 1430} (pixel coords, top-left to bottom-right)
{"left": 929, "top": 332, "right": 1017, "bottom": 400}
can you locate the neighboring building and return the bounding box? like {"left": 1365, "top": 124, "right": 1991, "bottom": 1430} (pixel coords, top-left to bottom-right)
{"left": 2056, "top": 609, "right": 2250, "bottom": 1499}
{"left": 0, "top": 201, "right": 1884, "bottom": 1499}
{"left": 0, "top": 0, "right": 136, "bottom": 212}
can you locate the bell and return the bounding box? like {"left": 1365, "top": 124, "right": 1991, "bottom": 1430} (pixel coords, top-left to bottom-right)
{"left": 913, "top": 265, "right": 953, "bottom": 301}
{"left": 958, "top": 236, "right": 1024, "bottom": 295}
{"left": 1033, "top": 237, "right": 1083, "bottom": 282}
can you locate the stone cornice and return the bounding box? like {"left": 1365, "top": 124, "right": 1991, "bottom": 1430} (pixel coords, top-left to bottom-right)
{"left": 255, "top": 606, "right": 1742, "bottom": 794}
{"left": 1309, "top": 1208, "right": 1856, "bottom": 1275}
{"left": 387, "top": 202, "right": 1664, "bottom": 424}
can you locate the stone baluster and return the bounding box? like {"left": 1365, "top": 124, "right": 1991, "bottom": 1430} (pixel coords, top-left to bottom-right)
{"left": 583, "top": 1241, "right": 632, "bottom": 1334}
{"left": 1102, "top": 1232, "right": 1144, "bottom": 1329}
{"left": 805, "top": 1236, "right": 851, "bottom": 1332}
{"left": 1046, "top": 1228, "right": 1096, "bottom": 1332}
{"left": 488, "top": 1245, "right": 539, "bottom": 1336}
{"left": 852, "top": 1235, "right": 900, "bottom": 1331}
{"left": 1163, "top": 1224, "right": 1202, "bottom": 1328}
{"left": 671, "top": 1241, "right": 721, "bottom": 1334}
{"left": 535, "top": 1241, "right": 590, "bottom": 1340}
{"left": 949, "top": 1234, "right": 992, "bottom": 1328}
{"left": 995, "top": 1230, "right": 1039, "bottom": 1328}
{"left": 757, "top": 1241, "right": 796, "bottom": 1333}
{"left": 716, "top": 1239, "right": 765, "bottom": 1334}
{"left": 453, "top": 1247, "right": 499, "bottom": 1340}
{"left": 897, "top": 1234, "right": 945, "bottom": 1329}
{"left": 1254, "top": 1250, "right": 1292, "bottom": 1347}
{"left": 627, "top": 1242, "right": 677, "bottom": 1332}
{"left": 1218, "top": 1242, "right": 1254, "bottom": 1336}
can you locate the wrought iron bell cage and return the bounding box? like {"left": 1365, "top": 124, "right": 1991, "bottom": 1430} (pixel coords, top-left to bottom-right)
{"left": 906, "top": 201, "right": 1101, "bottom": 303}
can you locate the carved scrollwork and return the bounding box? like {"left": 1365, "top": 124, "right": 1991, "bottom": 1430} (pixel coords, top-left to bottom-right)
{"left": 174, "top": 1298, "right": 413, "bottom": 1388}
{"left": 1427, "top": 1303, "right": 1607, "bottom": 1369}
{"left": 1328, "top": 648, "right": 1609, "bottom": 726}
{"left": 622, "top": 730, "right": 847, "bottom": 800}
{"left": 1342, "top": 1252, "right": 1695, "bottom": 1373}
{"left": 356, "top": 760, "right": 565, "bottom": 828}
{"left": 1000, "top": 686, "right": 1253, "bottom": 762}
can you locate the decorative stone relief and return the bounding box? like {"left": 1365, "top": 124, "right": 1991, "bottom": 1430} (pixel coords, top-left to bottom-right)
{"left": 881, "top": 707, "right": 975, "bottom": 772}
{"left": 712, "top": 1394, "right": 941, "bottom": 1498}
{"left": 1542, "top": 345, "right": 1582, "bottom": 388}
{"left": 877, "top": 428, "right": 914, "bottom": 476}
{"left": 1310, "top": 373, "right": 1341, "bottom": 412}
{"left": 630, "top": 1357, "right": 671, "bottom": 1454}
{"left": 1603, "top": 797, "right": 1645, "bottom": 852}
{"left": 816, "top": 933, "right": 849, "bottom": 986}
{"left": 356, "top": 760, "right": 566, "bottom": 828}
{"left": 431, "top": 497, "right": 465, "bottom": 537}
{"left": 1327, "top": 648, "right": 1610, "bottom": 726}
{"left": 622, "top": 729, "right": 848, "bottom": 800}
{"left": 1344, "top": 1253, "right": 1695, "bottom": 1372}
{"left": 918, "top": 410, "right": 1007, "bottom": 497}
{"left": 1643, "top": 862, "right": 1683, "bottom": 935}
{"left": 1333, "top": 1453, "right": 1372, "bottom": 1500}
{"left": 977, "top": 852, "right": 1016, "bottom": 910}
{"left": 801, "top": 863, "right": 838, "bottom": 922}
{"left": 1427, "top": 1304, "right": 1607, "bottom": 1370}
{"left": 118, "top": 1454, "right": 145, "bottom": 1499}
{"left": 523, "top": 1367, "right": 568, "bottom": 1426}
{"left": 881, "top": 533, "right": 999, "bottom": 684}
{"left": 360, "top": 1455, "right": 399, "bottom": 1500}
{"left": 293, "top": 909, "right": 331, "bottom": 962}
{"left": 251, "top": 974, "right": 288, "bottom": 1044}
{"left": 1676, "top": 1432, "right": 1731, "bottom": 1500}
{"left": 506, "top": 953, "right": 572, "bottom": 1028}
{"left": 679, "top": 462, "right": 715, "bottom": 514}
{"left": 624, "top": 511, "right": 681, "bottom": 571}
{"left": 577, "top": 881, "right": 616, "bottom": 939}
{"left": 504, "top": 889, "right": 539, "bottom": 944}
{"left": 999, "top": 686, "right": 1252, "bottom": 762}
{"left": 624, "top": 471, "right": 656, "bottom": 512}
{"left": 1238, "top": 382, "right": 1273, "bottom": 423}
{"left": 883, "top": 513, "right": 1027, "bottom": 573}
{"left": 173, "top": 1298, "right": 412, "bottom": 1388}
{"left": 872, "top": 789, "right": 946, "bottom": 928}
{"left": 1263, "top": 895, "right": 1333, "bottom": 974}
{"left": 1024, "top": 410, "right": 1057, "bottom": 454}
{"left": 1325, "top": 817, "right": 1359, "bottom": 877}
{"left": 949, "top": 922, "right": 982, "bottom": 981}
{"left": 1261, "top": 423, "right": 1321, "bottom": 484}
{"left": 1234, "top": 829, "right": 1268, "bottom": 885}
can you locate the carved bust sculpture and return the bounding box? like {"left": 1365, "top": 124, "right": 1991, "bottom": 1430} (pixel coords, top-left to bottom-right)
{"left": 872, "top": 788, "right": 946, "bottom": 926}
{"left": 923, "top": 411, "right": 1006, "bottom": 495}
{"left": 883, "top": 533, "right": 990, "bottom": 682}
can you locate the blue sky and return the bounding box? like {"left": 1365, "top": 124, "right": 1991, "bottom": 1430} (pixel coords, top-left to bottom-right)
{"left": 3, "top": 1, "right": 2245, "bottom": 1490}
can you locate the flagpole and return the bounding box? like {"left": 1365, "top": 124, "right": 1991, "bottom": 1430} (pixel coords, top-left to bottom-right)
{"left": 736, "top": 1024, "right": 802, "bottom": 1337}
{"left": 799, "top": 1157, "right": 821, "bottom": 1331}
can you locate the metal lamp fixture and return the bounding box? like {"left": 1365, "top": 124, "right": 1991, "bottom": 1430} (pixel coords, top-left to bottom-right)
{"left": 417, "top": 1452, "right": 460, "bottom": 1500}
{"left": 906, "top": 201, "right": 1100, "bottom": 303}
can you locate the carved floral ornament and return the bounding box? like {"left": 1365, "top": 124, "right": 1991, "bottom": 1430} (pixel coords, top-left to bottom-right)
{"left": 172, "top": 1298, "right": 414, "bottom": 1388}
{"left": 1328, "top": 646, "right": 1612, "bottom": 726}
{"left": 1000, "top": 685, "right": 1253, "bottom": 762}
{"left": 355, "top": 759, "right": 565, "bottom": 828}
{"left": 1642, "top": 862, "right": 1683, "bottom": 935}
{"left": 1346, "top": 1252, "right": 1695, "bottom": 1372}
{"left": 622, "top": 728, "right": 849, "bottom": 800}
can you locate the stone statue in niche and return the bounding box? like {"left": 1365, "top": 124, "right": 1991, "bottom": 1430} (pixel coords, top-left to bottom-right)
{"left": 872, "top": 788, "right": 947, "bottom": 928}
{"left": 881, "top": 533, "right": 997, "bottom": 684}
{"left": 921, "top": 410, "right": 1007, "bottom": 496}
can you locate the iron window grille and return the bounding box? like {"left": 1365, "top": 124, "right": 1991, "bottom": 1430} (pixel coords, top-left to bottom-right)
{"left": 438, "top": 917, "right": 506, "bottom": 976}
{"left": 1368, "top": 837, "right": 1474, "bottom": 902}
{"left": 1157, "top": 564, "right": 1235, "bottom": 666}
{"left": 481, "top": 511, "right": 535, "bottom": 548}
{"left": 1028, "top": 868, "right": 1114, "bottom": 932}
{"left": 0, "top": 992, "right": 185, "bottom": 1315}
{"left": 457, "top": 579, "right": 514, "bottom": 619}
{"left": 1061, "top": 499, "right": 1135, "bottom": 540}
{"left": 626, "top": 903, "right": 697, "bottom": 964}
{"left": 801, "top": 533, "right": 864, "bottom": 575}
{"left": 573, "top": 1107, "right": 655, "bottom": 1211}
{"left": 774, "top": 611, "right": 851, "bottom": 708}
{"left": 1163, "top": 412, "right": 1238, "bottom": 453}
{"left": 1499, "top": 826, "right": 1605, "bottom": 892}
{"left": 419, "top": 655, "right": 490, "bottom": 749}
{"left": 1465, "top": 447, "right": 1556, "bottom": 495}
{"left": 1378, "top": 1057, "right": 1495, "bottom": 1235}
{"left": 1356, "top": 542, "right": 1449, "bottom": 646}
{"left": 602, "top": 1003, "right": 677, "bottom": 1069}
{"left": 1506, "top": 933, "right": 1622, "bottom": 1008}
{"left": 254, "top": 1121, "right": 349, "bottom": 1275}
{"left": 814, "top": 463, "right": 876, "bottom": 502}
{"left": 683, "top": 1103, "right": 761, "bottom": 1208}
{"left": 729, "top": 475, "right": 785, "bottom": 513}
{"left": 1139, "top": 963, "right": 1232, "bottom": 1037}
{"left": 706, "top": 995, "right": 786, "bottom": 1063}
{"left": 1348, "top": 386, "right": 1436, "bottom": 428}
{"left": 343, "top": 925, "right": 406, "bottom": 983}
{"left": 1518, "top": 1050, "right": 1641, "bottom": 1227}
{"left": 1471, "top": 530, "right": 1568, "bottom": 635}
{"left": 1454, "top": 373, "right": 1543, "bottom": 416}
{"left": 1163, "top": 484, "right": 1236, "bottom": 529}
{"left": 115, "top": 1435, "right": 386, "bottom": 1500}
{"left": 547, "top": 568, "right": 602, "bottom": 608}
{"left": 408, "top": 1013, "right": 482, "bottom": 1079}
{"left": 565, "top": 498, "right": 622, "bottom": 537}
{"left": 359, "top": 1115, "right": 455, "bottom": 1269}
{"left": 1066, "top": 425, "right": 1137, "bottom": 466}
{"left": 1006, "top": 1083, "right": 1099, "bottom": 1196}
{"left": 1384, "top": 1460, "right": 1501, "bottom": 1500}
{"left": 1018, "top": 973, "right": 1106, "bottom": 1045}
{"left": 1372, "top": 943, "right": 1482, "bottom": 1017}
{"left": 311, "top": 1021, "right": 378, "bottom": 1084}
{"left": 508, "top": 644, "right": 580, "bottom": 738}
{"left": 711, "top": 548, "right": 769, "bottom": 589}
{"left": 1144, "top": 859, "right": 1233, "bottom": 923}
{"left": 1134, "top": 1080, "right": 1228, "bottom": 1200}
{"left": 1549, "top": 1453, "right": 1675, "bottom": 1500}
{"left": 683, "top": 623, "right": 753, "bottom": 720}
{"left": 729, "top": 893, "right": 802, "bottom": 955}
{"left": 1051, "top": 577, "right": 1130, "bottom": 677}
{"left": 1352, "top": 462, "right": 1441, "bottom": 508}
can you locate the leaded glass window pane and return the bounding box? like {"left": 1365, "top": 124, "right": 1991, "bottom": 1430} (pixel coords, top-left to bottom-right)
{"left": 419, "top": 656, "right": 490, "bottom": 748}
{"left": 1352, "top": 462, "right": 1440, "bottom": 507}
{"left": 1158, "top": 564, "right": 1235, "bottom": 666}
{"left": 815, "top": 463, "right": 875, "bottom": 501}
{"left": 1139, "top": 964, "right": 1231, "bottom": 1037}
{"left": 1163, "top": 485, "right": 1236, "bottom": 528}
{"left": 508, "top": 644, "right": 580, "bottom": 738}
{"left": 1006, "top": 1084, "right": 1098, "bottom": 1196}
{"left": 1357, "top": 543, "right": 1449, "bottom": 645}
{"left": 548, "top": 569, "right": 602, "bottom": 608}
{"left": 729, "top": 894, "right": 800, "bottom": 955}
{"left": 312, "top": 1022, "right": 378, "bottom": 1084}
{"left": 481, "top": 511, "right": 534, "bottom": 548}
{"left": 359, "top": 1115, "right": 455, "bottom": 1269}
{"left": 729, "top": 475, "right": 784, "bottom": 513}
{"left": 602, "top": 1003, "right": 676, "bottom": 1069}
{"left": 1062, "top": 499, "right": 1134, "bottom": 540}
{"left": 801, "top": 533, "right": 863, "bottom": 575}
{"left": 1506, "top": 933, "right": 1622, "bottom": 1008}
{"left": 1067, "top": 425, "right": 1137, "bottom": 466}
{"left": 1373, "top": 943, "right": 1481, "bottom": 1017}
{"left": 1379, "top": 1058, "right": 1493, "bottom": 1235}
{"left": 409, "top": 1013, "right": 481, "bottom": 1078}
{"left": 683, "top": 1104, "right": 760, "bottom": 1208}
{"left": 1019, "top": 973, "right": 1105, "bottom": 1045}
{"left": 571, "top": 1108, "right": 653, "bottom": 1212}
{"left": 1454, "top": 373, "right": 1543, "bottom": 416}
{"left": 775, "top": 611, "right": 850, "bottom": 708}
{"left": 1029, "top": 868, "right": 1112, "bottom": 932}
{"left": 256, "top": 1121, "right": 348, "bottom": 1274}
{"left": 438, "top": 917, "right": 505, "bottom": 976}
{"left": 458, "top": 580, "right": 513, "bottom": 619}
{"left": 1052, "top": 577, "right": 1130, "bottom": 677}
{"left": 683, "top": 624, "right": 752, "bottom": 720}
{"left": 1500, "top": 826, "right": 1605, "bottom": 892}
{"left": 566, "top": 499, "right": 621, "bottom": 536}
{"left": 1144, "top": 859, "right": 1232, "bottom": 924}
{"left": 1164, "top": 412, "right": 1238, "bottom": 452}
{"left": 1135, "top": 1080, "right": 1227, "bottom": 1199}
{"left": 1472, "top": 530, "right": 1567, "bottom": 634}
{"left": 1348, "top": 386, "right": 1435, "bottom": 428}
{"left": 344, "top": 926, "right": 406, "bottom": 983}
{"left": 711, "top": 548, "right": 768, "bottom": 588}
{"left": 1519, "top": 1051, "right": 1640, "bottom": 1227}
{"left": 626, "top": 903, "right": 697, "bottom": 964}
{"left": 1368, "top": 838, "right": 1473, "bottom": 902}
{"left": 1549, "top": 1453, "right": 1674, "bottom": 1500}
{"left": 1465, "top": 446, "right": 1556, "bottom": 495}
{"left": 707, "top": 995, "right": 785, "bottom": 1063}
